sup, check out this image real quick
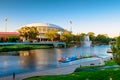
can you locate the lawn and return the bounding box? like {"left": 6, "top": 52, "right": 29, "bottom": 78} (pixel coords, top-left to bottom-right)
{"left": 23, "top": 60, "right": 120, "bottom": 80}
{"left": 0, "top": 44, "right": 53, "bottom": 52}
{"left": 23, "top": 68, "right": 120, "bottom": 80}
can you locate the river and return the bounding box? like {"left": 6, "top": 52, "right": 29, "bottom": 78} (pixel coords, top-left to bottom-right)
{"left": 0, "top": 45, "right": 110, "bottom": 77}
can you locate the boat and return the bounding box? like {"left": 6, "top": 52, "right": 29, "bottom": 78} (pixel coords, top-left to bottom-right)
{"left": 58, "top": 56, "right": 78, "bottom": 63}
{"left": 58, "top": 54, "right": 97, "bottom": 63}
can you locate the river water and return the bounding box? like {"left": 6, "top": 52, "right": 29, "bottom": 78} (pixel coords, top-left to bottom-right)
{"left": 0, "top": 45, "right": 110, "bottom": 77}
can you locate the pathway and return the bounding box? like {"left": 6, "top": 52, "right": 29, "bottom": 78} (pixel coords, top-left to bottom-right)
{"left": 0, "top": 64, "right": 79, "bottom": 80}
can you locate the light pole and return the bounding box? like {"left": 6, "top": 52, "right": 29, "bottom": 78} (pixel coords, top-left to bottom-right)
{"left": 4, "top": 17, "right": 8, "bottom": 32}
{"left": 69, "top": 20, "right": 72, "bottom": 33}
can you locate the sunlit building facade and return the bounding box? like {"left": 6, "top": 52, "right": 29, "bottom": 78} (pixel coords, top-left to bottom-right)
{"left": 21, "top": 23, "right": 64, "bottom": 41}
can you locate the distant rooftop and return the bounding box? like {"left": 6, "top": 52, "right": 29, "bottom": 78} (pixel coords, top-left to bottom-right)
{"left": 0, "top": 32, "right": 19, "bottom": 35}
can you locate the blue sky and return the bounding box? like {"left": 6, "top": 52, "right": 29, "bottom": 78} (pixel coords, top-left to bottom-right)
{"left": 0, "top": 0, "right": 120, "bottom": 37}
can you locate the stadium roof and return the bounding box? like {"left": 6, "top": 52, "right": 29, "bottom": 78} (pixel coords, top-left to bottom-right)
{"left": 22, "top": 23, "right": 64, "bottom": 29}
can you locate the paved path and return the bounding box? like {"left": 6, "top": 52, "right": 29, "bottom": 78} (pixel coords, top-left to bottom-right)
{"left": 0, "top": 64, "right": 79, "bottom": 80}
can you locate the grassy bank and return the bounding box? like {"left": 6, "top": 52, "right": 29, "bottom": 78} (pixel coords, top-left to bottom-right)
{"left": 0, "top": 44, "right": 53, "bottom": 52}
{"left": 24, "top": 68, "right": 120, "bottom": 80}
{"left": 23, "top": 60, "right": 120, "bottom": 80}
{"left": 75, "top": 60, "right": 117, "bottom": 72}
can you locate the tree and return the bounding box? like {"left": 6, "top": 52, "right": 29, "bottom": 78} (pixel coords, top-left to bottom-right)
{"left": 79, "top": 33, "right": 86, "bottom": 41}
{"left": 73, "top": 34, "right": 81, "bottom": 44}
{"left": 18, "top": 26, "right": 39, "bottom": 41}
{"left": 60, "top": 30, "right": 73, "bottom": 43}
{"left": 111, "top": 36, "right": 120, "bottom": 65}
{"left": 6, "top": 36, "right": 20, "bottom": 42}
{"left": 87, "top": 32, "right": 95, "bottom": 41}
{"left": 95, "top": 34, "right": 111, "bottom": 44}
{"left": 45, "top": 29, "right": 57, "bottom": 41}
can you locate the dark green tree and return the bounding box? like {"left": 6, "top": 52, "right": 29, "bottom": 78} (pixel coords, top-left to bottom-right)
{"left": 73, "top": 34, "right": 81, "bottom": 44}
{"left": 79, "top": 33, "right": 86, "bottom": 41}
{"left": 6, "top": 36, "right": 20, "bottom": 42}
{"left": 87, "top": 32, "right": 96, "bottom": 42}
{"left": 111, "top": 36, "right": 120, "bottom": 65}
{"left": 95, "top": 34, "right": 111, "bottom": 44}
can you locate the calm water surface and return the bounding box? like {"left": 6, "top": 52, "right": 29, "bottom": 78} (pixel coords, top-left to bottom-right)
{"left": 0, "top": 45, "right": 110, "bottom": 77}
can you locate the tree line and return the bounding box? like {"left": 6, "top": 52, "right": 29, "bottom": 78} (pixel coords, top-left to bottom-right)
{"left": 0, "top": 26, "right": 115, "bottom": 45}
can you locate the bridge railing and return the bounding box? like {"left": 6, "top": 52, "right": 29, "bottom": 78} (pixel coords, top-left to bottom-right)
{"left": 0, "top": 42, "right": 66, "bottom": 48}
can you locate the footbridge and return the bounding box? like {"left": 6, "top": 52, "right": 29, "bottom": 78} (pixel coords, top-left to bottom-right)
{"left": 0, "top": 42, "right": 66, "bottom": 48}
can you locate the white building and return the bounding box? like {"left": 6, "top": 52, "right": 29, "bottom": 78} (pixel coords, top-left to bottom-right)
{"left": 21, "top": 23, "right": 65, "bottom": 41}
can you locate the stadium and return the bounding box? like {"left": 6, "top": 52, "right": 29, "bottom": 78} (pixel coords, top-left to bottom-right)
{"left": 21, "top": 23, "right": 65, "bottom": 41}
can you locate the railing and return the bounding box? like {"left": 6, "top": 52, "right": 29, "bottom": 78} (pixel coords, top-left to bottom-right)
{"left": 0, "top": 42, "right": 66, "bottom": 48}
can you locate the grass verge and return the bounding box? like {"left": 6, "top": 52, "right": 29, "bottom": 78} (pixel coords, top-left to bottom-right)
{"left": 23, "top": 68, "right": 120, "bottom": 80}
{"left": 23, "top": 60, "right": 120, "bottom": 80}
{"left": 0, "top": 44, "right": 53, "bottom": 52}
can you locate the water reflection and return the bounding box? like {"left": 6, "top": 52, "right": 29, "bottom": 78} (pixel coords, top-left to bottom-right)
{"left": 0, "top": 45, "right": 110, "bottom": 76}
{"left": 19, "top": 51, "right": 29, "bottom": 56}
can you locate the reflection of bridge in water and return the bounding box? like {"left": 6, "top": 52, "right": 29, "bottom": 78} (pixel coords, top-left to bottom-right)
{"left": 0, "top": 42, "right": 66, "bottom": 48}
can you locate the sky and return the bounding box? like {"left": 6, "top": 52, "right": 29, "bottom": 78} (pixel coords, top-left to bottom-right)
{"left": 0, "top": 0, "right": 120, "bottom": 37}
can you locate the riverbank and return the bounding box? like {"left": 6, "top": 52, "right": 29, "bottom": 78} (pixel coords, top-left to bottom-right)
{"left": 24, "top": 67, "right": 120, "bottom": 80}
{"left": 0, "top": 44, "right": 53, "bottom": 52}
{"left": 0, "top": 59, "right": 117, "bottom": 80}
{"left": 0, "top": 57, "right": 103, "bottom": 79}
{"left": 0, "top": 64, "right": 80, "bottom": 80}
{"left": 24, "top": 60, "right": 120, "bottom": 80}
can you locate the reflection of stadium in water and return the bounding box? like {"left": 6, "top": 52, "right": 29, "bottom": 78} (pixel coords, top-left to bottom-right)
{"left": 18, "top": 50, "right": 59, "bottom": 70}
{"left": 19, "top": 51, "right": 30, "bottom": 56}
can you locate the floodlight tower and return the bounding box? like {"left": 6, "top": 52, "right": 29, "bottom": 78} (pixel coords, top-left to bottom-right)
{"left": 69, "top": 20, "right": 72, "bottom": 33}
{"left": 4, "top": 17, "right": 8, "bottom": 32}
